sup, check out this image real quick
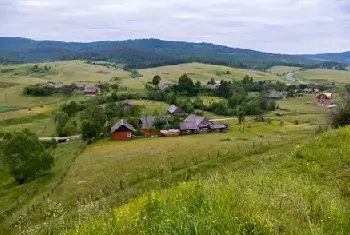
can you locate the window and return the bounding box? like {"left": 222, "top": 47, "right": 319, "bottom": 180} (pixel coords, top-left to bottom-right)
{"left": 127, "top": 132, "right": 132, "bottom": 138}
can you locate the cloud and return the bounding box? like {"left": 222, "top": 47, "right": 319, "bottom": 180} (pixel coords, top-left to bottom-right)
{"left": 0, "top": 0, "right": 349, "bottom": 53}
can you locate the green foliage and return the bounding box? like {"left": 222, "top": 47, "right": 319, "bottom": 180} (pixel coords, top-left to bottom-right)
{"left": 329, "top": 85, "right": 350, "bottom": 128}
{"left": 0, "top": 130, "right": 54, "bottom": 184}
{"left": 23, "top": 84, "right": 55, "bottom": 97}
{"left": 177, "top": 74, "right": 196, "bottom": 95}
{"left": 80, "top": 105, "right": 107, "bottom": 141}
{"left": 152, "top": 75, "right": 161, "bottom": 86}
{"left": 61, "top": 101, "right": 85, "bottom": 117}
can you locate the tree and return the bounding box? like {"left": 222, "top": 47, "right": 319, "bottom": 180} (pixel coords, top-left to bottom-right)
{"left": 178, "top": 74, "right": 195, "bottom": 95}
{"left": 0, "top": 130, "right": 54, "bottom": 184}
{"left": 80, "top": 105, "right": 107, "bottom": 141}
{"left": 55, "top": 112, "right": 69, "bottom": 136}
{"left": 61, "top": 101, "right": 84, "bottom": 117}
{"left": 193, "top": 97, "right": 204, "bottom": 109}
{"left": 329, "top": 85, "right": 350, "bottom": 128}
{"left": 152, "top": 75, "right": 161, "bottom": 86}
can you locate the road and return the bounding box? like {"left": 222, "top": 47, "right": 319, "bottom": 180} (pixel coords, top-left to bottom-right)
{"left": 38, "top": 135, "right": 82, "bottom": 141}
{"left": 210, "top": 118, "right": 236, "bottom": 122}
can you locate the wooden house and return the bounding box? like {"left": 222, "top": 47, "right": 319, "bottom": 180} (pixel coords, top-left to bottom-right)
{"left": 168, "top": 105, "right": 183, "bottom": 116}
{"left": 179, "top": 114, "right": 211, "bottom": 134}
{"left": 139, "top": 116, "right": 161, "bottom": 137}
{"left": 110, "top": 120, "right": 136, "bottom": 141}
{"left": 84, "top": 87, "right": 100, "bottom": 96}
{"left": 316, "top": 93, "right": 333, "bottom": 106}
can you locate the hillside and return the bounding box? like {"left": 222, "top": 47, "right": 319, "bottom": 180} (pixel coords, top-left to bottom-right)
{"left": 0, "top": 37, "right": 343, "bottom": 70}
{"left": 65, "top": 126, "right": 350, "bottom": 234}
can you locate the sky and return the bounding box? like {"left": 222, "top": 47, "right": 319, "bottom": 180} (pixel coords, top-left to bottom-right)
{"left": 0, "top": 0, "right": 349, "bottom": 54}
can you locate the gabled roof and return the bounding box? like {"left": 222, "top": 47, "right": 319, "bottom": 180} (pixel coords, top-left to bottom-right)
{"left": 180, "top": 114, "right": 210, "bottom": 130}
{"left": 184, "top": 114, "right": 205, "bottom": 125}
{"left": 139, "top": 116, "right": 156, "bottom": 129}
{"left": 110, "top": 120, "right": 136, "bottom": 133}
{"left": 168, "top": 105, "right": 181, "bottom": 114}
{"left": 180, "top": 121, "right": 199, "bottom": 131}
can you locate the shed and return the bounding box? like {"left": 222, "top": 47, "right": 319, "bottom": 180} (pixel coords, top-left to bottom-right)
{"left": 111, "top": 120, "right": 136, "bottom": 141}
{"left": 168, "top": 105, "right": 183, "bottom": 116}
{"left": 139, "top": 116, "right": 160, "bottom": 137}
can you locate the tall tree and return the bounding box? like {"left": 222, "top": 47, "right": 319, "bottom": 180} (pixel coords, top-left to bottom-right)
{"left": 0, "top": 130, "right": 54, "bottom": 184}
{"left": 152, "top": 75, "right": 161, "bottom": 86}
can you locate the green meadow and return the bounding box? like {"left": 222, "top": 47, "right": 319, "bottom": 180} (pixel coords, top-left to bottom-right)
{"left": 0, "top": 60, "right": 349, "bottom": 234}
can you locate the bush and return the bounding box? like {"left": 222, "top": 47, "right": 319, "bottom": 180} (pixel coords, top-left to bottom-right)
{"left": 328, "top": 85, "right": 350, "bottom": 128}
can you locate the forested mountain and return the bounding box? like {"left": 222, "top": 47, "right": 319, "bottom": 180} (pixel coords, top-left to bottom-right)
{"left": 0, "top": 37, "right": 348, "bottom": 70}
{"left": 303, "top": 52, "right": 350, "bottom": 64}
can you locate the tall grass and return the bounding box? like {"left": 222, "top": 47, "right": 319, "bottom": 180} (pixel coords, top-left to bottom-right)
{"left": 66, "top": 127, "right": 350, "bottom": 235}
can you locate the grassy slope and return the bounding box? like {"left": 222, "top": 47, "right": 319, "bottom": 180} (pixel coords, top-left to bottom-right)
{"left": 0, "top": 61, "right": 282, "bottom": 110}
{"left": 268, "top": 66, "right": 301, "bottom": 75}
{"left": 67, "top": 126, "right": 350, "bottom": 235}
{"left": 295, "top": 69, "right": 350, "bottom": 84}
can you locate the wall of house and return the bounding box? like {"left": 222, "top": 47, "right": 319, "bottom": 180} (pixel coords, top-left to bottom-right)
{"left": 112, "top": 131, "right": 132, "bottom": 141}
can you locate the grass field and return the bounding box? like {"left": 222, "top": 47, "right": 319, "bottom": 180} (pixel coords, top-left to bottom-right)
{"left": 65, "top": 126, "right": 350, "bottom": 235}
{"left": 295, "top": 68, "right": 350, "bottom": 84}
{"left": 268, "top": 66, "right": 301, "bottom": 75}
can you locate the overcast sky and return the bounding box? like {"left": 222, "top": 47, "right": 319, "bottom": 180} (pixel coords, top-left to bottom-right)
{"left": 0, "top": 0, "right": 349, "bottom": 54}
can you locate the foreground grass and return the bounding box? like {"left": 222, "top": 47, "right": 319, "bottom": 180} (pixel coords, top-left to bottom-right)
{"left": 67, "top": 127, "right": 350, "bottom": 235}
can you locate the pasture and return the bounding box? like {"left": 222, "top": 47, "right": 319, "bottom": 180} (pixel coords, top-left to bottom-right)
{"left": 268, "top": 66, "right": 301, "bottom": 75}
{"left": 295, "top": 68, "right": 350, "bottom": 84}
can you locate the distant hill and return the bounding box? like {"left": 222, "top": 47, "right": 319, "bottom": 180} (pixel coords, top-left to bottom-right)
{"left": 303, "top": 51, "right": 350, "bottom": 64}
{"left": 0, "top": 37, "right": 348, "bottom": 70}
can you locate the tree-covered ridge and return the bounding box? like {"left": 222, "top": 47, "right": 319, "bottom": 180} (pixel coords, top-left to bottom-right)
{"left": 0, "top": 37, "right": 348, "bottom": 70}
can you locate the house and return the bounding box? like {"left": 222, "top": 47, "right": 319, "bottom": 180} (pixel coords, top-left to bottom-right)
{"left": 314, "top": 89, "right": 320, "bottom": 93}
{"left": 168, "top": 105, "right": 183, "bottom": 116}
{"left": 316, "top": 93, "right": 333, "bottom": 106}
{"left": 110, "top": 120, "right": 136, "bottom": 141}
{"left": 84, "top": 87, "right": 100, "bottom": 96}
{"left": 303, "top": 88, "right": 313, "bottom": 93}
{"left": 160, "top": 129, "right": 180, "bottom": 137}
{"left": 209, "top": 123, "right": 228, "bottom": 133}
{"left": 139, "top": 116, "right": 160, "bottom": 137}
{"left": 179, "top": 114, "right": 211, "bottom": 134}
{"left": 267, "top": 90, "right": 284, "bottom": 99}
